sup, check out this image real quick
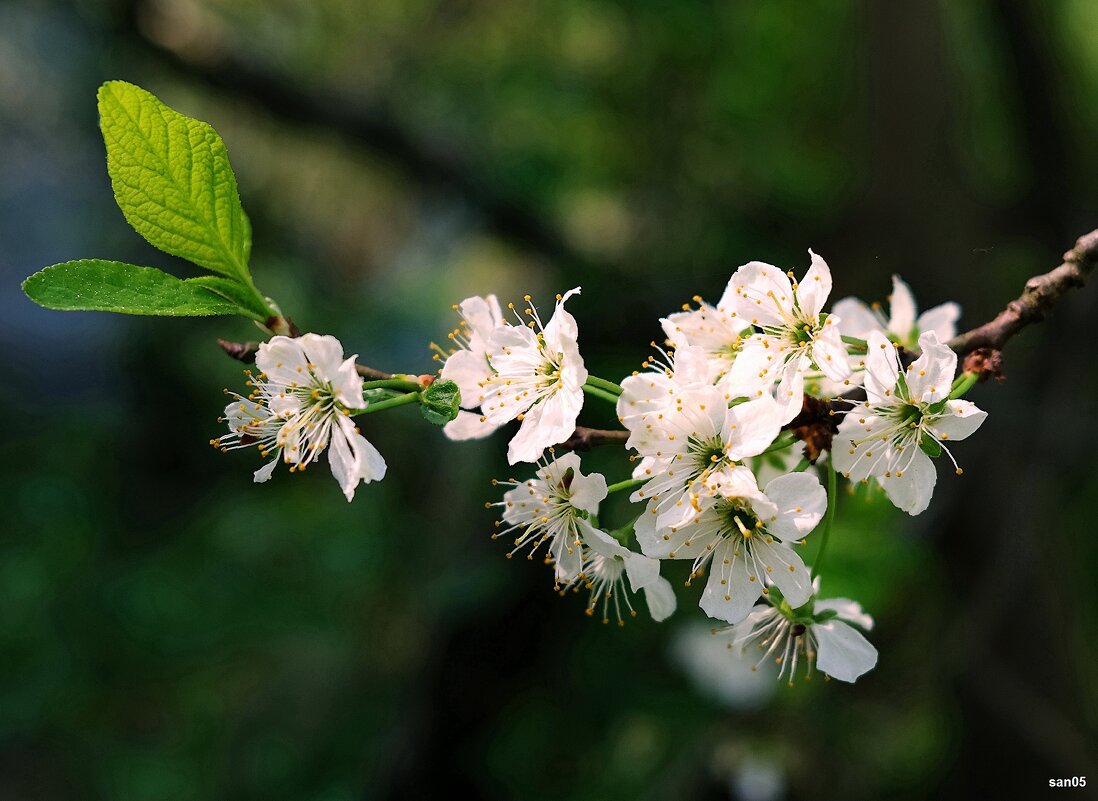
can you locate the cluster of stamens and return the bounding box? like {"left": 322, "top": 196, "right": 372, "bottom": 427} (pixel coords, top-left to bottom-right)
{"left": 560, "top": 551, "right": 637, "bottom": 626}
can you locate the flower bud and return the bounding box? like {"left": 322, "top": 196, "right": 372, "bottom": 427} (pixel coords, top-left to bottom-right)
{"left": 420, "top": 378, "right": 462, "bottom": 425}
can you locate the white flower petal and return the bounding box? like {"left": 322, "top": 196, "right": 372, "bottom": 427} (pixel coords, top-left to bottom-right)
{"left": 880, "top": 445, "right": 936, "bottom": 515}
{"left": 700, "top": 542, "right": 760, "bottom": 624}
{"left": 622, "top": 550, "right": 661, "bottom": 592}
{"left": 811, "top": 321, "right": 852, "bottom": 383}
{"left": 255, "top": 336, "right": 309, "bottom": 385}
{"left": 253, "top": 458, "right": 279, "bottom": 483}
{"left": 752, "top": 539, "right": 812, "bottom": 608}
{"left": 916, "top": 301, "right": 961, "bottom": 342}
{"left": 328, "top": 416, "right": 387, "bottom": 502}
{"left": 728, "top": 262, "right": 795, "bottom": 328}
{"left": 568, "top": 468, "right": 608, "bottom": 514}
{"left": 332, "top": 356, "right": 366, "bottom": 409}
{"left": 643, "top": 576, "right": 677, "bottom": 622}
{"left": 442, "top": 410, "right": 501, "bottom": 441}
{"left": 721, "top": 338, "right": 781, "bottom": 400}
{"left": 795, "top": 249, "right": 832, "bottom": 319}
{"left": 814, "top": 619, "right": 878, "bottom": 682}
{"left": 459, "top": 294, "right": 505, "bottom": 347}
{"left": 299, "top": 333, "right": 346, "bottom": 380}
{"left": 815, "top": 597, "right": 874, "bottom": 630}
{"left": 505, "top": 386, "right": 583, "bottom": 464}
{"left": 887, "top": 275, "right": 917, "bottom": 340}
{"left": 773, "top": 356, "right": 807, "bottom": 424}
{"left": 905, "top": 331, "right": 956, "bottom": 403}
{"left": 763, "top": 471, "right": 827, "bottom": 541}
{"left": 831, "top": 414, "right": 890, "bottom": 482}
{"left": 542, "top": 287, "right": 582, "bottom": 355}
{"left": 930, "top": 399, "right": 987, "bottom": 442}
{"left": 831, "top": 297, "right": 883, "bottom": 340}
{"left": 440, "top": 349, "right": 492, "bottom": 406}
{"left": 725, "top": 393, "right": 784, "bottom": 460}
{"left": 864, "top": 330, "right": 900, "bottom": 403}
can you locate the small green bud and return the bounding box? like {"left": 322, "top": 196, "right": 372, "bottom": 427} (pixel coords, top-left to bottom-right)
{"left": 419, "top": 379, "right": 462, "bottom": 425}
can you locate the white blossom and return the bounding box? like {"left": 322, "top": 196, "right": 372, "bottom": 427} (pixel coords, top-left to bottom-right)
{"left": 661, "top": 294, "right": 751, "bottom": 383}
{"left": 437, "top": 294, "right": 507, "bottom": 441}
{"left": 215, "top": 334, "right": 386, "bottom": 501}
{"left": 628, "top": 389, "right": 785, "bottom": 533}
{"left": 616, "top": 343, "right": 711, "bottom": 451}
{"left": 491, "top": 451, "right": 605, "bottom": 582}
{"left": 561, "top": 525, "right": 677, "bottom": 625}
{"left": 479, "top": 288, "right": 588, "bottom": 464}
{"left": 832, "top": 330, "right": 987, "bottom": 515}
{"left": 722, "top": 585, "right": 877, "bottom": 685}
{"left": 833, "top": 274, "right": 960, "bottom": 349}
{"left": 637, "top": 466, "right": 825, "bottom": 624}
{"left": 722, "top": 251, "right": 852, "bottom": 423}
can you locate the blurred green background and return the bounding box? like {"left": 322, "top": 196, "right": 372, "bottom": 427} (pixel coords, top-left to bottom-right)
{"left": 3, "top": 0, "right": 1098, "bottom": 799}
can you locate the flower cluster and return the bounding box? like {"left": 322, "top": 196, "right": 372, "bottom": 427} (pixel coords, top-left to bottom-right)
{"left": 215, "top": 252, "right": 988, "bottom": 687}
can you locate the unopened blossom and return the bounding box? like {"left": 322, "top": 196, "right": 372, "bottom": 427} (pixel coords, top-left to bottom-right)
{"left": 617, "top": 343, "right": 711, "bottom": 450}
{"left": 721, "top": 584, "right": 877, "bottom": 685}
{"left": 629, "top": 388, "right": 785, "bottom": 533}
{"left": 832, "top": 330, "right": 987, "bottom": 515}
{"left": 491, "top": 451, "right": 606, "bottom": 582}
{"left": 637, "top": 466, "right": 825, "bottom": 624}
{"left": 560, "top": 524, "right": 677, "bottom": 625}
{"left": 214, "top": 334, "right": 386, "bottom": 501}
{"left": 722, "top": 251, "right": 852, "bottom": 423}
{"left": 436, "top": 294, "right": 506, "bottom": 441}
{"left": 661, "top": 294, "right": 751, "bottom": 383}
{"left": 479, "top": 288, "right": 588, "bottom": 464}
{"left": 833, "top": 274, "right": 960, "bottom": 349}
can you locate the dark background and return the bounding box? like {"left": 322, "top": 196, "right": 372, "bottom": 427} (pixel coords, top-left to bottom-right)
{"left": 2, "top": 1, "right": 1096, "bottom": 799}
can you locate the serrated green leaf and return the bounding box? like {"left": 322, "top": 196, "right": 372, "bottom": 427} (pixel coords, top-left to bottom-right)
{"left": 22, "top": 260, "right": 260, "bottom": 318}
{"left": 187, "top": 276, "right": 271, "bottom": 320}
{"left": 98, "top": 81, "right": 254, "bottom": 282}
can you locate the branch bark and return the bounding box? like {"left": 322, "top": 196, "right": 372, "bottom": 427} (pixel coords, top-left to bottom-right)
{"left": 948, "top": 228, "right": 1098, "bottom": 354}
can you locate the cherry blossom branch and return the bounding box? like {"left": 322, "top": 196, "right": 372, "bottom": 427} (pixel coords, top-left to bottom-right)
{"left": 948, "top": 227, "right": 1098, "bottom": 355}
{"left": 219, "top": 227, "right": 1096, "bottom": 459}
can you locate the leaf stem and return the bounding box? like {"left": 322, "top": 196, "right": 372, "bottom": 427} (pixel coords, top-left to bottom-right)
{"left": 582, "top": 383, "right": 621, "bottom": 406}
{"left": 607, "top": 477, "right": 646, "bottom": 495}
{"left": 585, "top": 375, "right": 624, "bottom": 396}
{"left": 362, "top": 377, "right": 422, "bottom": 393}
{"left": 357, "top": 392, "right": 420, "bottom": 414}
{"left": 607, "top": 515, "right": 641, "bottom": 547}
{"left": 948, "top": 371, "right": 980, "bottom": 400}
{"left": 812, "top": 461, "right": 838, "bottom": 579}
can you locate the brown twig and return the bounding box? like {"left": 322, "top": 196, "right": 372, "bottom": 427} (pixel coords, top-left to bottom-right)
{"left": 558, "top": 427, "right": 629, "bottom": 451}
{"left": 949, "top": 228, "right": 1098, "bottom": 355}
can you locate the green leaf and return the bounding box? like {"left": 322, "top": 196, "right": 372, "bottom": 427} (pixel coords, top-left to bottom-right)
{"left": 22, "top": 260, "right": 260, "bottom": 318}
{"left": 919, "top": 437, "right": 942, "bottom": 459}
{"left": 97, "top": 81, "right": 254, "bottom": 282}
{"left": 187, "top": 276, "right": 271, "bottom": 321}
{"left": 420, "top": 379, "right": 462, "bottom": 425}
